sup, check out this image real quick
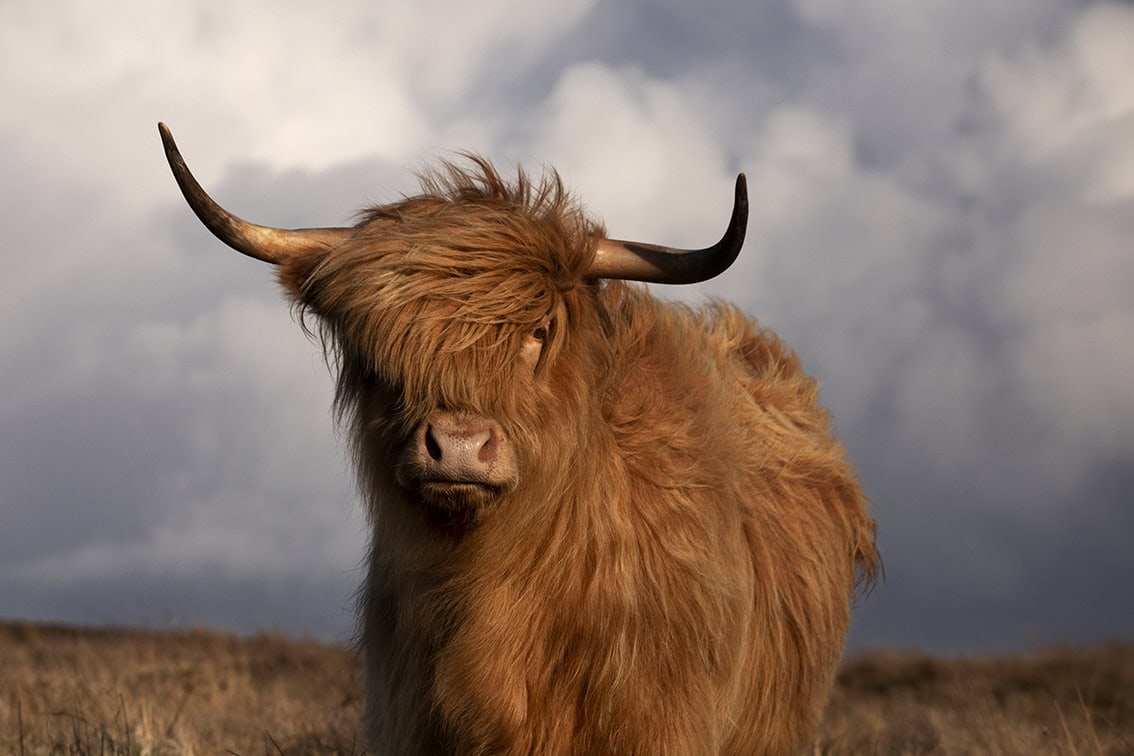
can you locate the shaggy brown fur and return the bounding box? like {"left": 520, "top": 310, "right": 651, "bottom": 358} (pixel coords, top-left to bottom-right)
{"left": 273, "top": 158, "right": 877, "bottom": 755}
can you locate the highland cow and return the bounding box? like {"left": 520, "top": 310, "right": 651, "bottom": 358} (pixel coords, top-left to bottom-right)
{"left": 159, "top": 122, "right": 876, "bottom": 755}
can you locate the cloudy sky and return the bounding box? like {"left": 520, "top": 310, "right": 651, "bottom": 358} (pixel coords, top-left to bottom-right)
{"left": 1, "top": 0, "right": 1131, "bottom": 654}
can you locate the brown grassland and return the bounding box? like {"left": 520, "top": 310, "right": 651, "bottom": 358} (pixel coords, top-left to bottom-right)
{"left": 0, "top": 620, "right": 1130, "bottom": 755}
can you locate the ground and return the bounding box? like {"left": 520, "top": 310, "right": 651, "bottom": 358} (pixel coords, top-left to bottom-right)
{"left": 1, "top": 621, "right": 1130, "bottom": 754}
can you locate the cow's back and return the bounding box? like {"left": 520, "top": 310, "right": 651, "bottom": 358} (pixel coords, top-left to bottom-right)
{"left": 689, "top": 301, "right": 877, "bottom": 753}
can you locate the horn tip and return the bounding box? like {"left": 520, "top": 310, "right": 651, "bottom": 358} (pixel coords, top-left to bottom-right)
{"left": 158, "top": 123, "right": 179, "bottom": 160}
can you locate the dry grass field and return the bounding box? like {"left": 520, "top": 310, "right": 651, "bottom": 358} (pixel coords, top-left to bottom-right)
{"left": 1, "top": 620, "right": 1130, "bottom": 755}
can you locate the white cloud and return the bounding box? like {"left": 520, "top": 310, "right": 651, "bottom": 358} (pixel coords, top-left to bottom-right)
{"left": 732, "top": 105, "right": 946, "bottom": 420}
{"left": 968, "top": 5, "right": 1134, "bottom": 486}
{"left": 525, "top": 62, "right": 732, "bottom": 247}
{"left": 382, "top": 0, "right": 598, "bottom": 102}
{"left": 0, "top": 0, "right": 596, "bottom": 221}
{"left": 980, "top": 3, "right": 1134, "bottom": 204}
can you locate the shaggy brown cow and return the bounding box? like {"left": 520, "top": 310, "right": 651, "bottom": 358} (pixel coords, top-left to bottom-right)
{"left": 159, "top": 123, "right": 876, "bottom": 755}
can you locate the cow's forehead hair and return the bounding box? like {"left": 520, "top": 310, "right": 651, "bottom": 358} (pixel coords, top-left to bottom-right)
{"left": 287, "top": 154, "right": 602, "bottom": 324}
{"left": 282, "top": 156, "right": 605, "bottom": 413}
{"left": 356, "top": 153, "right": 602, "bottom": 282}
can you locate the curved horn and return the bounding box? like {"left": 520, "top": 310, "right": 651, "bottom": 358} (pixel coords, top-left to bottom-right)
{"left": 590, "top": 173, "right": 748, "bottom": 284}
{"left": 158, "top": 123, "right": 354, "bottom": 265}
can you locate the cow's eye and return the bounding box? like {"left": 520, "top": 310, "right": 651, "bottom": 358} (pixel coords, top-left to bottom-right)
{"left": 531, "top": 325, "right": 548, "bottom": 342}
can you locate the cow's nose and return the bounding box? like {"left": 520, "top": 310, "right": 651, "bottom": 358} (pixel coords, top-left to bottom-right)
{"left": 420, "top": 416, "right": 501, "bottom": 479}
{"left": 424, "top": 422, "right": 499, "bottom": 465}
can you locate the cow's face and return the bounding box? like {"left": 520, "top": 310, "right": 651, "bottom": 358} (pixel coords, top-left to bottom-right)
{"left": 281, "top": 194, "right": 595, "bottom": 528}
{"left": 391, "top": 320, "right": 555, "bottom": 522}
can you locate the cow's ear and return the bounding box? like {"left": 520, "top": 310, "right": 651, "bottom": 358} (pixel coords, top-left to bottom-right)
{"left": 276, "top": 249, "right": 329, "bottom": 305}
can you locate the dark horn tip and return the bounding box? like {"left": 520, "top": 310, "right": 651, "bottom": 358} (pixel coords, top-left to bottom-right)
{"left": 734, "top": 172, "right": 748, "bottom": 219}
{"left": 723, "top": 172, "right": 748, "bottom": 253}
{"left": 157, "top": 122, "right": 187, "bottom": 178}
{"left": 158, "top": 122, "right": 174, "bottom": 151}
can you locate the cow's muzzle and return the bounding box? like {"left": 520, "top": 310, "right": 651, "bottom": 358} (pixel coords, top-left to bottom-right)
{"left": 398, "top": 411, "right": 517, "bottom": 517}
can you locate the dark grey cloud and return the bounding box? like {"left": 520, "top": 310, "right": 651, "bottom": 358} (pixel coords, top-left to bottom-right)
{"left": 0, "top": 146, "right": 379, "bottom": 631}
{"left": 851, "top": 453, "right": 1134, "bottom": 653}
{"left": 0, "top": 569, "right": 360, "bottom": 641}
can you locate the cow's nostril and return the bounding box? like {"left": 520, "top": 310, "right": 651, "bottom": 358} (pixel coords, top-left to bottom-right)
{"left": 478, "top": 428, "right": 498, "bottom": 464}
{"left": 425, "top": 425, "right": 443, "bottom": 461}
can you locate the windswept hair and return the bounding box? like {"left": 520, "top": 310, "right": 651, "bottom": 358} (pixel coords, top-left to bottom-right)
{"left": 281, "top": 156, "right": 604, "bottom": 420}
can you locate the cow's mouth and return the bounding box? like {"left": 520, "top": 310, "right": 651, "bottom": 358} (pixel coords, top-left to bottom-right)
{"left": 407, "top": 478, "right": 502, "bottom": 529}
{"left": 419, "top": 479, "right": 500, "bottom": 506}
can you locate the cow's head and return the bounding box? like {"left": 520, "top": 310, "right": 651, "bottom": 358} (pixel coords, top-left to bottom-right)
{"left": 159, "top": 123, "right": 746, "bottom": 529}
